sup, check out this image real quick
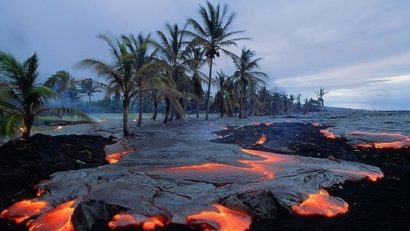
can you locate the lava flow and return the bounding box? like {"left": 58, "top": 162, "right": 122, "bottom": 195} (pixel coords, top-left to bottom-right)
{"left": 106, "top": 149, "right": 133, "bottom": 164}
{"left": 255, "top": 134, "right": 267, "bottom": 145}
{"left": 292, "top": 189, "right": 349, "bottom": 217}
{"left": 350, "top": 131, "right": 410, "bottom": 149}
{"left": 187, "top": 204, "right": 251, "bottom": 231}
{"left": 320, "top": 128, "right": 337, "bottom": 140}
{"left": 0, "top": 199, "right": 51, "bottom": 224}
{"left": 27, "top": 200, "right": 78, "bottom": 231}
{"left": 108, "top": 213, "right": 165, "bottom": 230}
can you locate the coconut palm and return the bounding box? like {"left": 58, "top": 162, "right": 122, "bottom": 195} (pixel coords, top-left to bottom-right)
{"left": 188, "top": 1, "right": 247, "bottom": 120}
{"left": 231, "top": 48, "right": 266, "bottom": 118}
{"left": 0, "top": 52, "right": 87, "bottom": 140}
{"left": 79, "top": 78, "right": 105, "bottom": 102}
{"left": 155, "top": 23, "right": 189, "bottom": 123}
{"left": 80, "top": 35, "right": 136, "bottom": 137}
{"left": 121, "top": 33, "right": 157, "bottom": 127}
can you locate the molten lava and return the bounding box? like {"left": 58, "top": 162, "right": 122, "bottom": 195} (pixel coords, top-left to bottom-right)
{"left": 142, "top": 217, "right": 165, "bottom": 230}
{"left": 0, "top": 199, "right": 51, "bottom": 224}
{"left": 108, "top": 212, "right": 138, "bottom": 229}
{"left": 187, "top": 204, "right": 251, "bottom": 231}
{"left": 320, "top": 128, "right": 337, "bottom": 140}
{"left": 106, "top": 150, "right": 133, "bottom": 164}
{"left": 27, "top": 200, "right": 78, "bottom": 231}
{"left": 351, "top": 131, "right": 410, "bottom": 149}
{"left": 292, "top": 189, "right": 349, "bottom": 217}
{"left": 255, "top": 134, "right": 267, "bottom": 145}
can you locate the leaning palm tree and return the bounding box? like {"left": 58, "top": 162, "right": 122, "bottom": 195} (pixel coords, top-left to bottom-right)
{"left": 231, "top": 48, "right": 267, "bottom": 118}
{"left": 80, "top": 35, "right": 136, "bottom": 137}
{"left": 45, "top": 70, "right": 80, "bottom": 102}
{"left": 188, "top": 1, "right": 247, "bottom": 120}
{"left": 0, "top": 52, "right": 88, "bottom": 140}
{"left": 155, "top": 23, "right": 189, "bottom": 123}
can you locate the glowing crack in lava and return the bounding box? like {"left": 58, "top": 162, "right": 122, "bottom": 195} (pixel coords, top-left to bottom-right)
{"left": 108, "top": 213, "right": 165, "bottom": 230}
{"left": 320, "top": 128, "right": 337, "bottom": 140}
{"left": 292, "top": 189, "right": 349, "bottom": 217}
{"left": 255, "top": 134, "right": 267, "bottom": 145}
{"left": 55, "top": 125, "right": 64, "bottom": 130}
{"left": 108, "top": 212, "right": 138, "bottom": 229}
{"left": 106, "top": 150, "right": 133, "bottom": 164}
{"left": 27, "top": 200, "right": 78, "bottom": 231}
{"left": 0, "top": 199, "right": 51, "bottom": 224}
{"left": 350, "top": 131, "right": 410, "bottom": 149}
{"left": 187, "top": 204, "right": 251, "bottom": 231}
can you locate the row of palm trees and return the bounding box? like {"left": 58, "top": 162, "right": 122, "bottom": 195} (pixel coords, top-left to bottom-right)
{"left": 0, "top": 1, "right": 329, "bottom": 140}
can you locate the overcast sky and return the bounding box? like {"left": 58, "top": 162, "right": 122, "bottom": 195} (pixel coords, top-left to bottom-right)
{"left": 1, "top": 0, "right": 410, "bottom": 110}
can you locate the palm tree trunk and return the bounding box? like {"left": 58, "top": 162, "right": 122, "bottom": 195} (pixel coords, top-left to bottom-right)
{"left": 242, "top": 83, "right": 247, "bottom": 118}
{"left": 137, "top": 88, "right": 143, "bottom": 127}
{"left": 123, "top": 99, "right": 130, "bottom": 137}
{"left": 205, "top": 59, "right": 213, "bottom": 120}
{"left": 22, "top": 115, "right": 34, "bottom": 141}
{"left": 195, "top": 99, "right": 200, "bottom": 118}
{"left": 164, "top": 97, "right": 171, "bottom": 124}
{"left": 220, "top": 94, "right": 225, "bottom": 117}
{"left": 152, "top": 93, "right": 158, "bottom": 121}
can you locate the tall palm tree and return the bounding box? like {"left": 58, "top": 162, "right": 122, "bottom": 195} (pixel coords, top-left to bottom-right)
{"left": 79, "top": 78, "right": 105, "bottom": 102}
{"left": 231, "top": 48, "right": 266, "bottom": 118}
{"left": 122, "top": 33, "right": 157, "bottom": 127}
{"left": 80, "top": 35, "right": 136, "bottom": 137}
{"left": 0, "top": 52, "right": 87, "bottom": 140}
{"left": 188, "top": 1, "right": 247, "bottom": 120}
{"left": 155, "top": 23, "right": 188, "bottom": 123}
{"left": 184, "top": 46, "right": 206, "bottom": 118}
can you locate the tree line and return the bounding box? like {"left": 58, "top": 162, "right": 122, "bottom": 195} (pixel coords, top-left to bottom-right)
{"left": 0, "top": 1, "right": 328, "bottom": 139}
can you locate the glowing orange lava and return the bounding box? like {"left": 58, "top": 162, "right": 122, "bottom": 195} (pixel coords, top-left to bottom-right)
{"left": 320, "top": 128, "right": 337, "bottom": 140}
{"left": 105, "top": 150, "right": 132, "bottom": 164}
{"left": 142, "top": 217, "right": 165, "bottom": 230}
{"left": 55, "top": 126, "right": 64, "bottom": 130}
{"left": 108, "top": 212, "right": 138, "bottom": 230}
{"left": 334, "top": 169, "right": 383, "bottom": 182}
{"left": 187, "top": 204, "right": 251, "bottom": 231}
{"left": 255, "top": 134, "right": 267, "bottom": 145}
{"left": 292, "top": 189, "right": 348, "bottom": 217}
{"left": 0, "top": 199, "right": 51, "bottom": 224}
{"left": 27, "top": 200, "right": 77, "bottom": 231}
{"left": 351, "top": 131, "right": 410, "bottom": 149}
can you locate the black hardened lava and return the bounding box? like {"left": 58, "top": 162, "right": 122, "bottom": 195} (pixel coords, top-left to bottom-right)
{"left": 213, "top": 122, "right": 410, "bottom": 231}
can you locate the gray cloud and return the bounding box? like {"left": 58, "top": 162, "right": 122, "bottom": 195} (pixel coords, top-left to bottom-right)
{"left": 1, "top": 0, "right": 409, "bottom": 109}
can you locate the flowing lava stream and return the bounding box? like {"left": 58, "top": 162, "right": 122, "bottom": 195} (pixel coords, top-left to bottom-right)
{"left": 320, "top": 128, "right": 338, "bottom": 140}
{"left": 108, "top": 213, "right": 165, "bottom": 230}
{"left": 350, "top": 131, "right": 410, "bottom": 149}
{"left": 105, "top": 149, "right": 133, "bottom": 164}
{"left": 0, "top": 199, "right": 51, "bottom": 224}
{"left": 291, "top": 189, "right": 349, "bottom": 217}
{"left": 187, "top": 204, "right": 251, "bottom": 231}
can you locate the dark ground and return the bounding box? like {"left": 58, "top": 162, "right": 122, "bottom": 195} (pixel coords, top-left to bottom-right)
{"left": 214, "top": 123, "right": 410, "bottom": 231}
{"left": 1, "top": 123, "right": 409, "bottom": 231}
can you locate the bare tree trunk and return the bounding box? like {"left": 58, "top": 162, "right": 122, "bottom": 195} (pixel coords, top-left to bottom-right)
{"left": 123, "top": 99, "right": 130, "bottom": 137}
{"left": 195, "top": 99, "right": 200, "bottom": 118}
{"left": 163, "top": 97, "right": 171, "bottom": 124}
{"left": 205, "top": 59, "right": 213, "bottom": 120}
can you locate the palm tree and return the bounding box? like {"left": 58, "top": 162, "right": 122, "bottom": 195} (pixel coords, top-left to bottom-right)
{"left": 184, "top": 46, "right": 206, "bottom": 118}
{"left": 122, "top": 34, "right": 157, "bottom": 127}
{"left": 155, "top": 23, "right": 188, "bottom": 123}
{"left": 188, "top": 1, "right": 247, "bottom": 120}
{"left": 79, "top": 78, "right": 105, "bottom": 102}
{"left": 0, "top": 52, "right": 87, "bottom": 140}
{"left": 231, "top": 48, "right": 266, "bottom": 118}
{"left": 80, "top": 35, "right": 136, "bottom": 137}
{"left": 45, "top": 70, "right": 79, "bottom": 103}
{"left": 215, "top": 71, "right": 227, "bottom": 117}
{"left": 314, "top": 87, "right": 328, "bottom": 110}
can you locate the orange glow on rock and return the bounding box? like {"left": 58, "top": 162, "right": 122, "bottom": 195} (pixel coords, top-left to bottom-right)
{"left": 108, "top": 212, "right": 138, "bottom": 230}
{"left": 320, "top": 128, "right": 337, "bottom": 140}
{"left": 0, "top": 199, "right": 51, "bottom": 224}
{"left": 27, "top": 200, "right": 77, "bottom": 231}
{"left": 255, "top": 134, "right": 267, "bottom": 145}
{"left": 334, "top": 169, "right": 383, "bottom": 182}
{"left": 55, "top": 126, "right": 64, "bottom": 130}
{"left": 292, "top": 189, "right": 348, "bottom": 217}
{"left": 187, "top": 204, "right": 251, "bottom": 231}
{"left": 351, "top": 131, "right": 410, "bottom": 149}
{"left": 142, "top": 217, "right": 165, "bottom": 231}
{"left": 106, "top": 150, "right": 132, "bottom": 164}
